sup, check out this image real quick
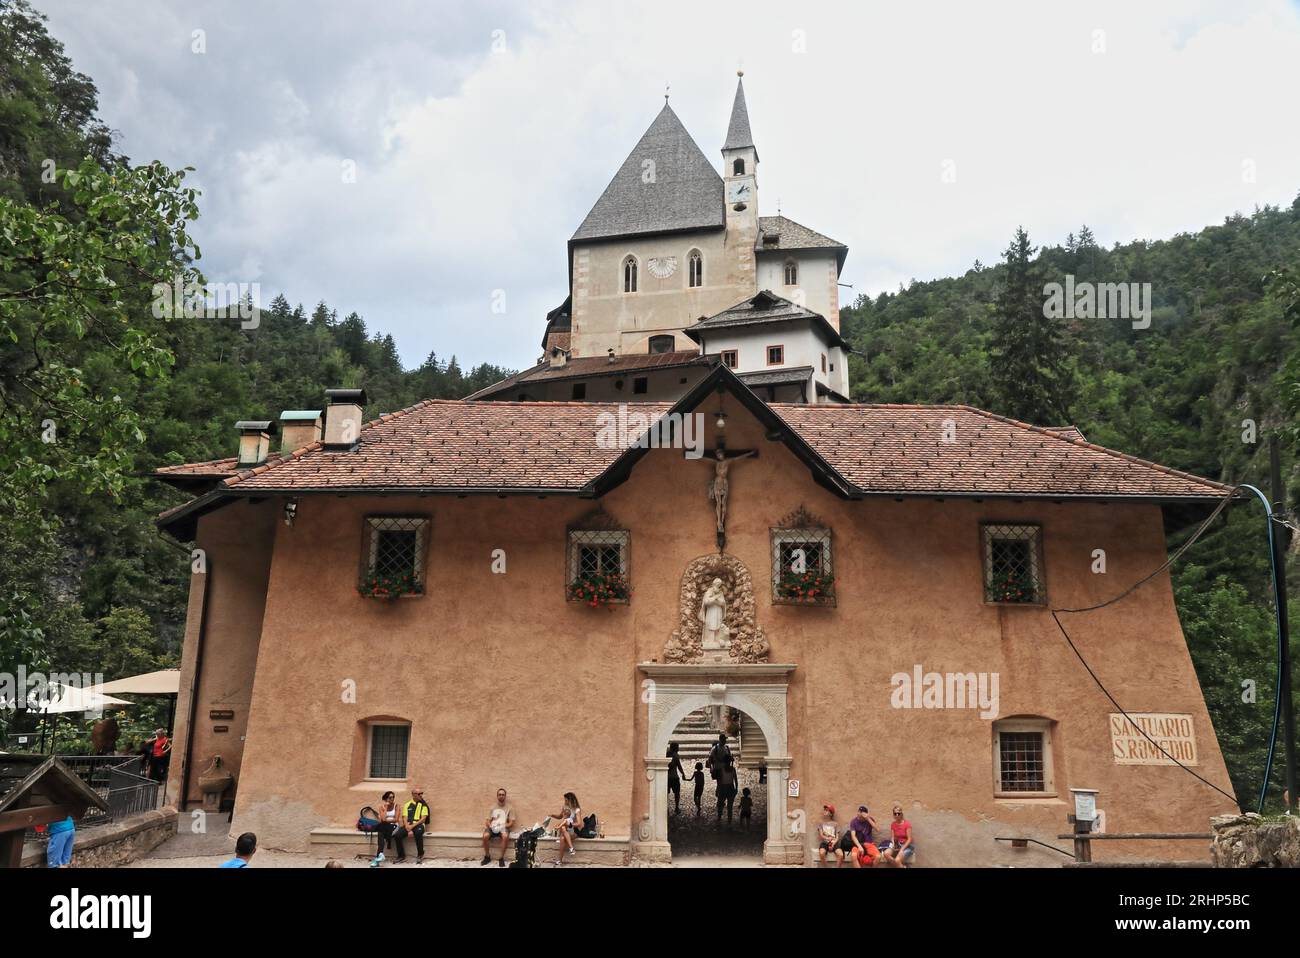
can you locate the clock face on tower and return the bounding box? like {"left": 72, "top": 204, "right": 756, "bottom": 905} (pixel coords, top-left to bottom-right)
{"left": 726, "top": 176, "right": 754, "bottom": 206}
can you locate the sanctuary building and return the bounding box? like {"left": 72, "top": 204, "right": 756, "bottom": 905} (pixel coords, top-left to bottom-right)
{"left": 154, "top": 78, "right": 1238, "bottom": 866}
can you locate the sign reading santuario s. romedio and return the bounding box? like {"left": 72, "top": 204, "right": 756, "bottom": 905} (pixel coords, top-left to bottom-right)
{"left": 1109, "top": 712, "right": 1198, "bottom": 765}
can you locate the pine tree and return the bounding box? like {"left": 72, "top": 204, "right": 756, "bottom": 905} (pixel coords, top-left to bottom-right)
{"left": 989, "top": 226, "right": 1073, "bottom": 424}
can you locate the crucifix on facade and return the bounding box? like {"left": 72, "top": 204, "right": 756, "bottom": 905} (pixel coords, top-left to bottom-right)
{"left": 696, "top": 445, "right": 757, "bottom": 549}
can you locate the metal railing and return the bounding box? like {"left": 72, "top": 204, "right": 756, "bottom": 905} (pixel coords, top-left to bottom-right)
{"left": 47, "top": 754, "right": 160, "bottom": 827}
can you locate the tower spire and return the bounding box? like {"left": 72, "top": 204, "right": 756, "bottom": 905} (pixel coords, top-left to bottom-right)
{"left": 723, "top": 72, "right": 755, "bottom": 156}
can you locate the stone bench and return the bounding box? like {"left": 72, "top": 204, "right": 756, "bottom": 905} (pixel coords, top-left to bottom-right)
{"left": 309, "top": 827, "right": 631, "bottom": 865}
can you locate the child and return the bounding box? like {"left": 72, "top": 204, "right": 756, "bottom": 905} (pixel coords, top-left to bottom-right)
{"left": 689, "top": 762, "right": 706, "bottom": 815}
{"left": 816, "top": 803, "right": 839, "bottom": 865}
{"left": 738, "top": 787, "right": 753, "bottom": 828}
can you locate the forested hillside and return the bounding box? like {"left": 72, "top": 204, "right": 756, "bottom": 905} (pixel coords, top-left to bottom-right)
{"left": 0, "top": 0, "right": 1296, "bottom": 810}
{"left": 840, "top": 207, "right": 1300, "bottom": 810}
{"left": 0, "top": 1, "right": 509, "bottom": 747}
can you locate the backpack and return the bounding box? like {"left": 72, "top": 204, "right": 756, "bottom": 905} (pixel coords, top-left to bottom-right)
{"left": 356, "top": 806, "right": 380, "bottom": 832}
{"left": 510, "top": 823, "right": 547, "bottom": 868}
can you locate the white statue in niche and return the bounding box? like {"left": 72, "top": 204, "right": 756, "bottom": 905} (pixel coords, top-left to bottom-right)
{"left": 699, "top": 578, "right": 731, "bottom": 651}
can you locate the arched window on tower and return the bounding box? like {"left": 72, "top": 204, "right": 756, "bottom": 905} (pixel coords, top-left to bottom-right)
{"left": 622, "top": 255, "right": 638, "bottom": 294}
{"left": 688, "top": 249, "right": 703, "bottom": 288}
{"left": 783, "top": 259, "right": 798, "bottom": 285}
{"left": 733, "top": 158, "right": 745, "bottom": 175}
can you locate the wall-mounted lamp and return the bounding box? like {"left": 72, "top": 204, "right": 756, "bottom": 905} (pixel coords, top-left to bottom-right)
{"left": 283, "top": 498, "right": 298, "bottom": 527}
{"left": 715, "top": 411, "right": 727, "bottom": 430}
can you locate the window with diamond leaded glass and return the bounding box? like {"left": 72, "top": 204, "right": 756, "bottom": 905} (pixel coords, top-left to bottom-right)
{"left": 566, "top": 529, "right": 629, "bottom": 605}
{"left": 359, "top": 516, "right": 428, "bottom": 598}
{"left": 981, "top": 523, "right": 1044, "bottom": 604}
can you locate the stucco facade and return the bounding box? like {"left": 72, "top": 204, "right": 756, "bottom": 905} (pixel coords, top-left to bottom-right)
{"left": 167, "top": 393, "right": 1237, "bottom": 865}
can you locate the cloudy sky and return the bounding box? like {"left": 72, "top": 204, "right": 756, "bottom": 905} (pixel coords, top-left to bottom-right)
{"left": 37, "top": 0, "right": 1300, "bottom": 371}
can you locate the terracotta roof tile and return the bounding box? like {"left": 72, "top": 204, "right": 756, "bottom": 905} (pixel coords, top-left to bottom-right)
{"left": 159, "top": 398, "right": 1229, "bottom": 500}
{"left": 223, "top": 399, "right": 675, "bottom": 492}
{"left": 772, "top": 404, "right": 1229, "bottom": 498}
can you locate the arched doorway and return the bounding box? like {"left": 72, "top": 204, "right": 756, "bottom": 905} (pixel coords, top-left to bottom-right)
{"left": 636, "top": 663, "right": 801, "bottom": 864}
{"left": 666, "top": 705, "right": 767, "bottom": 859}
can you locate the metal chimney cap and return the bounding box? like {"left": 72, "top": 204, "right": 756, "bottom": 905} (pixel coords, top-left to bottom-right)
{"left": 324, "top": 388, "right": 367, "bottom": 405}
{"left": 279, "top": 409, "right": 322, "bottom": 422}
{"left": 235, "top": 420, "right": 277, "bottom": 435}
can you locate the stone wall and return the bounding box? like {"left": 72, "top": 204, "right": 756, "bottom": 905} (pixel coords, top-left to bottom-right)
{"left": 1211, "top": 813, "right": 1300, "bottom": 867}
{"left": 23, "top": 808, "right": 177, "bottom": 868}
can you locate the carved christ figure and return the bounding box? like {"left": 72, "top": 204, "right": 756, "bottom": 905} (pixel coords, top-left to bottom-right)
{"left": 705, "top": 447, "right": 757, "bottom": 534}
{"left": 699, "top": 577, "right": 730, "bottom": 650}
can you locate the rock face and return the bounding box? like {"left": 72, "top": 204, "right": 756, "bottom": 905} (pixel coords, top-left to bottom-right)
{"left": 1210, "top": 813, "right": 1300, "bottom": 867}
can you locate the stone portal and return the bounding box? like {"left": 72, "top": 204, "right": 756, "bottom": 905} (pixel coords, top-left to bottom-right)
{"left": 637, "top": 662, "right": 800, "bottom": 865}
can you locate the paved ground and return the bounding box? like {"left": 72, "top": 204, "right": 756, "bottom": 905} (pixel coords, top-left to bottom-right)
{"left": 667, "top": 765, "right": 766, "bottom": 859}
{"left": 127, "top": 828, "right": 770, "bottom": 869}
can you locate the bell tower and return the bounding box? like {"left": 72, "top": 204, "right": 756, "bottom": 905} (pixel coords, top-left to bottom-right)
{"left": 722, "top": 72, "right": 759, "bottom": 233}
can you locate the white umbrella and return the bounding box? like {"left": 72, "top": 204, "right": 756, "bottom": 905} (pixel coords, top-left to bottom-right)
{"left": 33, "top": 683, "right": 133, "bottom": 716}
{"left": 87, "top": 669, "right": 180, "bottom": 696}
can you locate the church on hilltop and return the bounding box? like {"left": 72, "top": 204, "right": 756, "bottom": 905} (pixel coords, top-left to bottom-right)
{"left": 471, "top": 75, "right": 852, "bottom": 405}
{"left": 153, "top": 76, "right": 1239, "bottom": 867}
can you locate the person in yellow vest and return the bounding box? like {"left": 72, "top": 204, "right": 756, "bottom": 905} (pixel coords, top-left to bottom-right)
{"left": 395, "top": 786, "right": 429, "bottom": 863}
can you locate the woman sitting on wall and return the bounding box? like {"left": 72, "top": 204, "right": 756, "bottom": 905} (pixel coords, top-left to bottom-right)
{"left": 374, "top": 791, "right": 398, "bottom": 861}
{"left": 550, "top": 791, "right": 581, "bottom": 864}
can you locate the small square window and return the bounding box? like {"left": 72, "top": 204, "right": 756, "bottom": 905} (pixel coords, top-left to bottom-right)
{"left": 771, "top": 526, "right": 834, "bottom": 605}
{"left": 720, "top": 350, "right": 738, "bottom": 369}
{"left": 981, "top": 523, "right": 1044, "bottom": 604}
{"left": 766, "top": 345, "right": 784, "bottom": 366}
{"left": 567, "top": 529, "right": 630, "bottom": 605}
{"left": 993, "top": 720, "right": 1054, "bottom": 795}
{"left": 360, "top": 516, "right": 428, "bottom": 597}
{"left": 571, "top": 382, "right": 587, "bottom": 400}
{"left": 633, "top": 377, "right": 648, "bottom": 394}
{"left": 369, "top": 724, "right": 410, "bottom": 779}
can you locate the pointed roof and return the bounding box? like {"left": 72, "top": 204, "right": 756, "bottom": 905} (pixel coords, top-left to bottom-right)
{"left": 571, "top": 103, "right": 724, "bottom": 242}
{"left": 722, "top": 75, "right": 756, "bottom": 158}
{"left": 684, "top": 290, "right": 850, "bottom": 349}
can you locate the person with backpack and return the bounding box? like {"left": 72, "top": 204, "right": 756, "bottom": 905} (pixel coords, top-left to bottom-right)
{"left": 395, "top": 786, "right": 429, "bottom": 863}
{"left": 707, "top": 732, "right": 732, "bottom": 780}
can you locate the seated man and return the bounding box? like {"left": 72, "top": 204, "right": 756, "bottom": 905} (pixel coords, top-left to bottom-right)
{"left": 394, "top": 786, "right": 429, "bottom": 864}
{"left": 836, "top": 804, "right": 879, "bottom": 868}
{"left": 481, "top": 787, "right": 516, "bottom": 867}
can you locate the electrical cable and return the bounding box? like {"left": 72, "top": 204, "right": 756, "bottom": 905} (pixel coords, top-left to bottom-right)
{"left": 1050, "top": 491, "right": 1241, "bottom": 805}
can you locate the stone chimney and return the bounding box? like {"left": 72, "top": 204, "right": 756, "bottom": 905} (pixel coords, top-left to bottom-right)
{"left": 279, "top": 409, "right": 322, "bottom": 452}
{"left": 323, "top": 388, "right": 367, "bottom": 448}
{"left": 235, "top": 421, "right": 276, "bottom": 466}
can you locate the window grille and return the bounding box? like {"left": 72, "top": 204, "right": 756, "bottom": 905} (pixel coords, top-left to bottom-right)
{"left": 688, "top": 250, "right": 703, "bottom": 287}
{"left": 369, "top": 724, "right": 410, "bottom": 779}
{"left": 771, "top": 525, "right": 834, "bottom": 606}
{"left": 623, "top": 256, "right": 637, "bottom": 293}
{"left": 360, "top": 516, "right": 428, "bottom": 596}
{"left": 566, "top": 529, "right": 630, "bottom": 604}
{"left": 997, "top": 730, "right": 1046, "bottom": 793}
{"left": 982, "top": 523, "right": 1043, "bottom": 604}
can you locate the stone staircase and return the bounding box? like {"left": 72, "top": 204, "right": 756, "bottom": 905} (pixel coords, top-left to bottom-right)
{"left": 670, "top": 708, "right": 735, "bottom": 767}
{"left": 669, "top": 707, "right": 768, "bottom": 768}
